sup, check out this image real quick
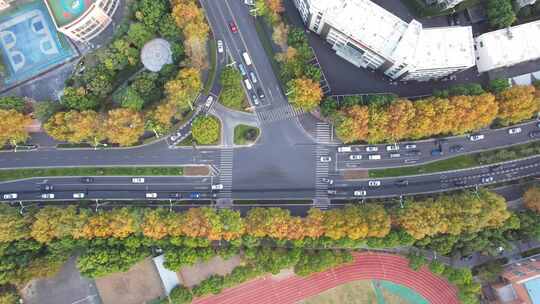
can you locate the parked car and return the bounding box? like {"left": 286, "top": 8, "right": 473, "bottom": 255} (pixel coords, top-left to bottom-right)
{"left": 321, "top": 178, "right": 334, "bottom": 185}
{"left": 205, "top": 96, "right": 214, "bottom": 108}
{"left": 41, "top": 184, "right": 53, "bottom": 191}
{"left": 386, "top": 145, "right": 399, "bottom": 151}
{"left": 404, "top": 144, "right": 417, "bottom": 149}
{"left": 146, "top": 193, "right": 158, "bottom": 198}
{"left": 338, "top": 146, "right": 352, "bottom": 153}
{"left": 41, "top": 193, "right": 55, "bottom": 199}
{"left": 251, "top": 94, "right": 260, "bottom": 106}
{"left": 368, "top": 180, "right": 381, "bottom": 187}
{"left": 190, "top": 192, "right": 201, "bottom": 199}
{"left": 454, "top": 180, "right": 467, "bottom": 187}
{"left": 257, "top": 87, "right": 265, "bottom": 99}
{"left": 211, "top": 184, "right": 224, "bottom": 190}
{"left": 229, "top": 21, "right": 238, "bottom": 33}
{"left": 327, "top": 190, "right": 337, "bottom": 195}
{"left": 481, "top": 176, "right": 494, "bottom": 183}
{"left": 349, "top": 154, "right": 362, "bottom": 160}
{"left": 489, "top": 165, "right": 502, "bottom": 172}
{"left": 73, "top": 193, "right": 85, "bottom": 199}
{"left": 80, "top": 177, "right": 94, "bottom": 183}
{"left": 320, "top": 156, "right": 332, "bottom": 162}
{"left": 389, "top": 153, "right": 401, "bottom": 158}
{"left": 217, "top": 40, "right": 224, "bottom": 53}
{"left": 395, "top": 180, "right": 409, "bottom": 187}
{"left": 368, "top": 154, "right": 381, "bottom": 160}
{"left": 365, "top": 146, "right": 378, "bottom": 152}
{"left": 132, "top": 177, "right": 145, "bottom": 183}
{"left": 2, "top": 193, "right": 18, "bottom": 200}
{"left": 529, "top": 131, "right": 540, "bottom": 138}
{"left": 353, "top": 190, "right": 367, "bottom": 196}
{"left": 469, "top": 134, "right": 485, "bottom": 141}
{"left": 249, "top": 72, "right": 257, "bottom": 83}
{"left": 449, "top": 145, "right": 464, "bottom": 153}
{"left": 508, "top": 127, "right": 522, "bottom": 135}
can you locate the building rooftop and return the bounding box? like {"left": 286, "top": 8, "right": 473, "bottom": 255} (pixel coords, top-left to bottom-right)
{"left": 44, "top": 0, "right": 94, "bottom": 27}
{"left": 475, "top": 20, "right": 540, "bottom": 73}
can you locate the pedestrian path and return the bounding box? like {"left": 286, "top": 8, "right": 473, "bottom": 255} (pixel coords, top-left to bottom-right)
{"left": 256, "top": 104, "right": 304, "bottom": 124}
{"left": 315, "top": 122, "right": 331, "bottom": 144}
{"left": 314, "top": 123, "right": 332, "bottom": 208}
{"left": 217, "top": 148, "right": 233, "bottom": 199}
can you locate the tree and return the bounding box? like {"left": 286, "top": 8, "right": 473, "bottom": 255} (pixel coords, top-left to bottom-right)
{"left": 77, "top": 245, "right": 149, "bottom": 278}
{"left": 169, "top": 285, "right": 192, "bottom": 304}
{"left": 524, "top": 186, "right": 540, "bottom": 213}
{"left": 34, "top": 101, "right": 63, "bottom": 122}
{"left": 489, "top": 78, "right": 510, "bottom": 94}
{"left": 385, "top": 99, "right": 415, "bottom": 141}
{"left": 159, "top": 14, "right": 183, "bottom": 41}
{"left": 0, "top": 96, "right": 26, "bottom": 112}
{"left": 44, "top": 111, "right": 105, "bottom": 145}
{"left": 272, "top": 22, "right": 289, "bottom": 50}
{"left": 191, "top": 116, "right": 220, "bottom": 145}
{"left": 104, "top": 109, "right": 145, "bottom": 146}
{"left": 132, "top": 72, "right": 158, "bottom": 100}
{"left": 219, "top": 67, "right": 245, "bottom": 110}
{"left": 287, "top": 77, "right": 323, "bottom": 111}
{"left": 83, "top": 67, "right": 113, "bottom": 98}
{"left": 0, "top": 205, "right": 32, "bottom": 243}
{"left": 171, "top": 0, "right": 210, "bottom": 41}
{"left": 0, "top": 109, "right": 32, "bottom": 147}
{"left": 165, "top": 68, "right": 202, "bottom": 110}
{"left": 118, "top": 87, "right": 145, "bottom": 111}
{"left": 496, "top": 85, "right": 539, "bottom": 125}
{"left": 127, "top": 22, "right": 155, "bottom": 48}
{"left": 135, "top": 0, "right": 167, "bottom": 32}
{"left": 61, "top": 87, "right": 99, "bottom": 111}
{"left": 407, "top": 252, "right": 427, "bottom": 271}
{"left": 146, "top": 101, "right": 177, "bottom": 136}
{"left": 31, "top": 206, "right": 79, "bottom": 243}
{"left": 486, "top": 0, "right": 516, "bottom": 29}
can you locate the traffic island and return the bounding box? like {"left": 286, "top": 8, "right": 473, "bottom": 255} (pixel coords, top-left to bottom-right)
{"left": 234, "top": 124, "right": 260, "bottom": 146}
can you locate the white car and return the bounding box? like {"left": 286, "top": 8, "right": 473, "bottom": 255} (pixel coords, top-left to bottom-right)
{"left": 368, "top": 154, "right": 381, "bottom": 160}
{"left": 205, "top": 96, "right": 214, "bottom": 108}
{"left": 389, "top": 153, "right": 401, "bottom": 158}
{"left": 404, "top": 144, "right": 417, "bottom": 149}
{"left": 386, "top": 145, "right": 400, "bottom": 151}
{"left": 349, "top": 154, "right": 362, "bottom": 160}
{"left": 169, "top": 131, "right": 182, "bottom": 141}
{"left": 469, "top": 134, "right": 485, "bottom": 141}
{"left": 320, "top": 156, "right": 332, "bottom": 162}
{"left": 211, "top": 184, "right": 224, "bottom": 190}
{"left": 365, "top": 146, "right": 378, "bottom": 152}
{"left": 217, "top": 40, "right": 224, "bottom": 53}
{"left": 354, "top": 190, "right": 367, "bottom": 196}
{"left": 132, "top": 177, "right": 145, "bottom": 183}
{"left": 481, "top": 176, "right": 494, "bottom": 183}
{"left": 41, "top": 193, "right": 55, "bottom": 199}
{"left": 508, "top": 127, "right": 522, "bottom": 135}
{"left": 337, "top": 146, "right": 352, "bottom": 153}
{"left": 321, "top": 178, "right": 334, "bottom": 185}
{"left": 73, "top": 193, "right": 85, "bottom": 199}
{"left": 146, "top": 193, "right": 158, "bottom": 198}
{"left": 2, "top": 193, "right": 18, "bottom": 200}
{"left": 368, "top": 180, "right": 381, "bottom": 187}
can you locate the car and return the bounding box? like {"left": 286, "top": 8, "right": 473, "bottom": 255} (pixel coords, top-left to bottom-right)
{"left": 2, "top": 193, "right": 18, "bottom": 200}
{"left": 321, "top": 178, "right": 334, "bottom": 185}
{"left": 41, "top": 184, "right": 54, "bottom": 191}
{"left": 244, "top": 0, "right": 255, "bottom": 5}
{"left": 238, "top": 63, "right": 247, "bottom": 76}
{"left": 228, "top": 21, "right": 238, "bottom": 33}
{"left": 368, "top": 180, "right": 381, "bottom": 187}
{"left": 489, "top": 165, "right": 503, "bottom": 172}
{"left": 327, "top": 190, "right": 337, "bottom": 195}
{"left": 368, "top": 154, "right": 381, "bottom": 160}
{"left": 249, "top": 72, "right": 257, "bottom": 84}
{"left": 320, "top": 156, "right": 332, "bottom": 162}
{"left": 205, "top": 96, "right": 214, "bottom": 108}
{"left": 211, "top": 184, "right": 224, "bottom": 190}
{"left": 481, "top": 176, "right": 494, "bottom": 183}
{"left": 537, "top": 122, "right": 540, "bottom": 128}
{"left": 41, "top": 193, "right": 55, "bottom": 199}
{"left": 454, "top": 180, "right": 467, "bottom": 187}
{"left": 251, "top": 94, "right": 260, "bottom": 106}
{"left": 257, "top": 87, "right": 265, "bottom": 99}
{"left": 404, "top": 144, "right": 417, "bottom": 149}
{"left": 395, "top": 180, "right": 409, "bottom": 187}
{"left": 146, "top": 192, "right": 158, "bottom": 198}
{"left": 431, "top": 149, "right": 443, "bottom": 156}
{"left": 244, "top": 79, "right": 253, "bottom": 90}
{"left": 353, "top": 190, "right": 367, "bottom": 196}
{"left": 169, "top": 193, "right": 182, "bottom": 199}
{"left": 406, "top": 150, "right": 421, "bottom": 157}
{"left": 389, "top": 153, "right": 401, "bottom": 158}
{"left": 529, "top": 131, "right": 540, "bottom": 138}
{"left": 170, "top": 131, "right": 182, "bottom": 141}
{"left": 508, "top": 127, "right": 522, "bottom": 135}
{"left": 469, "top": 134, "right": 485, "bottom": 141}
{"left": 80, "top": 177, "right": 94, "bottom": 183}
{"left": 73, "top": 193, "right": 85, "bottom": 199}
{"left": 449, "top": 145, "right": 464, "bottom": 153}
{"left": 132, "top": 177, "right": 145, "bottom": 183}
{"left": 349, "top": 154, "right": 362, "bottom": 160}
{"left": 365, "top": 146, "right": 378, "bottom": 152}
{"left": 337, "top": 146, "right": 352, "bottom": 153}
{"left": 190, "top": 192, "right": 201, "bottom": 199}
{"left": 217, "top": 40, "right": 224, "bottom": 53}
{"left": 386, "top": 145, "right": 399, "bottom": 152}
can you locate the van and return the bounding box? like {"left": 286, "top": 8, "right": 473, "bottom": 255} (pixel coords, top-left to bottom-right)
{"left": 338, "top": 146, "right": 352, "bottom": 153}
{"left": 368, "top": 154, "right": 381, "bottom": 160}
{"left": 242, "top": 52, "right": 252, "bottom": 66}
{"left": 389, "top": 153, "right": 401, "bottom": 158}
{"left": 244, "top": 79, "right": 253, "bottom": 90}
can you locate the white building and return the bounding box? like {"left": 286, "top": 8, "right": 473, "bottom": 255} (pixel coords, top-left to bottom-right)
{"left": 475, "top": 20, "right": 540, "bottom": 74}
{"left": 424, "top": 0, "right": 465, "bottom": 9}
{"left": 291, "top": 0, "right": 476, "bottom": 81}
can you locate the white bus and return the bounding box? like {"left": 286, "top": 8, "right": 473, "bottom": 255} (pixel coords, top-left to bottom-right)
{"left": 242, "top": 52, "right": 252, "bottom": 66}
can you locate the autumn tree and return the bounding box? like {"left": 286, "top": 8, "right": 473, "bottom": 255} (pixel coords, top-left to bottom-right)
{"left": 0, "top": 205, "right": 32, "bottom": 243}
{"left": 272, "top": 22, "right": 289, "bottom": 50}
{"left": 287, "top": 77, "right": 323, "bottom": 111}
{"left": 367, "top": 104, "right": 390, "bottom": 143}
{"left": 141, "top": 209, "right": 175, "bottom": 240}
{"left": 74, "top": 208, "right": 139, "bottom": 239}
{"left": 145, "top": 101, "right": 177, "bottom": 136}
{"left": 181, "top": 207, "right": 222, "bottom": 240}
{"left": 409, "top": 99, "right": 436, "bottom": 139}
{"left": 44, "top": 111, "right": 105, "bottom": 145}
{"left": 165, "top": 68, "right": 202, "bottom": 110}
{"left": 0, "top": 109, "right": 32, "bottom": 146}
{"left": 385, "top": 99, "right": 415, "bottom": 141}
{"left": 524, "top": 186, "right": 540, "bottom": 213}
{"left": 335, "top": 117, "right": 356, "bottom": 143}
{"left": 496, "top": 85, "right": 539, "bottom": 125}
{"left": 31, "top": 206, "right": 79, "bottom": 243}
{"left": 104, "top": 109, "right": 145, "bottom": 146}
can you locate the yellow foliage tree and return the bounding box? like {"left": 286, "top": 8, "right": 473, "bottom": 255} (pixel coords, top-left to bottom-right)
{"left": 104, "top": 109, "right": 145, "bottom": 146}
{"left": 496, "top": 85, "right": 539, "bottom": 125}
{"left": 0, "top": 109, "right": 32, "bottom": 146}
{"left": 523, "top": 186, "right": 540, "bottom": 213}
{"left": 287, "top": 77, "right": 323, "bottom": 111}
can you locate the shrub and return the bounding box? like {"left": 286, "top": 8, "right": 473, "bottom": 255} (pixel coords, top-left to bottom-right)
{"left": 191, "top": 116, "right": 220, "bottom": 145}
{"left": 169, "top": 285, "right": 192, "bottom": 304}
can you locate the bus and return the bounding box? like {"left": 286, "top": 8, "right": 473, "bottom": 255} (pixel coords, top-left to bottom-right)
{"left": 242, "top": 52, "right": 252, "bottom": 66}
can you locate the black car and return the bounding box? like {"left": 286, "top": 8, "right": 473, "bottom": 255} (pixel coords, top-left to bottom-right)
{"left": 257, "top": 87, "right": 265, "bottom": 99}
{"left": 169, "top": 193, "right": 182, "bottom": 199}
{"left": 40, "top": 184, "right": 53, "bottom": 191}
{"left": 80, "top": 177, "right": 94, "bottom": 183}
{"left": 489, "top": 165, "right": 502, "bottom": 172}
{"left": 529, "top": 131, "right": 540, "bottom": 138}
{"left": 454, "top": 180, "right": 467, "bottom": 187}
{"left": 395, "top": 180, "right": 409, "bottom": 187}
{"left": 449, "top": 145, "right": 464, "bottom": 153}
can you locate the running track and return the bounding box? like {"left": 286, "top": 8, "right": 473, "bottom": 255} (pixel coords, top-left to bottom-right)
{"left": 193, "top": 252, "right": 460, "bottom": 304}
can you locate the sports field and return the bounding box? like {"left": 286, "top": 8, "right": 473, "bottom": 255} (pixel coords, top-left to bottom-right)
{"left": 45, "top": 0, "right": 93, "bottom": 26}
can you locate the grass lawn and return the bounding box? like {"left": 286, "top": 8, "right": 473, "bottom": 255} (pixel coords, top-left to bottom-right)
{"left": 369, "top": 141, "right": 540, "bottom": 178}
{"left": 234, "top": 124, "right": 260, "bottom": 145}
{"left": 204, "top": 39, "right": 217, "bottom": 95}
{"left": 300, "top": 280, "right": 378, "bottom": 304}
{"left": 0, "top": 167, "right": 184, "bottom": 182}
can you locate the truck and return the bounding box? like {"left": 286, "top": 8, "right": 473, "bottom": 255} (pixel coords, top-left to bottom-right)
{"left": 242, "top": 52, "right": 252, "bottom": 66}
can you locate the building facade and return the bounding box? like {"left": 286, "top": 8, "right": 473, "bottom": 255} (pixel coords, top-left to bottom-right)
{"left": 424, "top": 0, "right": 465, "bottom": 9}
{"left": 291, "top": 0, "right": 475, "bottom": 82}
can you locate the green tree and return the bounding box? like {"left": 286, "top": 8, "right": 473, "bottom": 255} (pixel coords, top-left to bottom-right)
{"left": 192, "top": 275, "right": 224, "bottom": 297}
{"left": 77, "top": 245, "right": 149, "bottom": 278}
{"left": 135, "top": 0, "right": 167, "bottom": 32}
{"left": 489, "top": 79, "right": 510, "bottom": 94}
{"left": 118, "top": 87, "right": 145, "bottom": 111}
{"left": 34, "top": 101, "right": 63, "bottom": 122}
{"left": 169, "top": 285, "right": 192, "bottom": 304}
{"left": 61, "top": 87, "right": 99, "bottom": 111}
{"left": 191, "top": 116, "right": 220, "bottom": 145}
{"left": 83, "top": 67, "right": 113, "bottom": 98}
{"left": 407, "top": 252, "right": 427, "bottom": 271}
{"left": 219, "top": 66, "right": 245, "bottom": 110}
{"left": 132, "top": 72, "right": 158, "bottom": 100}
{"left": 127, "top": 23, "right": 155, "bottom": 48}
{"left": 487, "top": 0, "right": 516, "bottom": 28}
{"left": 0, "top": 96, "right": 26, "bottom": 112}
{"left": 159, "top": 14, "right": 183, "bottom": 41}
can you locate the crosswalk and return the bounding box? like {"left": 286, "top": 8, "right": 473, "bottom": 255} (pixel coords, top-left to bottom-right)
{"left": 316, "top": 122, "right": 331, "bottom": 144}
{"left": 217, "top": 148, "right": 233, "bottom": 199}
{"left": 314, "top": 123, "right": 332, "bottom": 208}
{"left": 256, "top": 104, "right": 304, "bottom": 124}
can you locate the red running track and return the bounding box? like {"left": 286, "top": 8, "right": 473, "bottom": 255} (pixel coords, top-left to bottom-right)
{"left": 193, "top": 252, "right": 460, "bottom": 304}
